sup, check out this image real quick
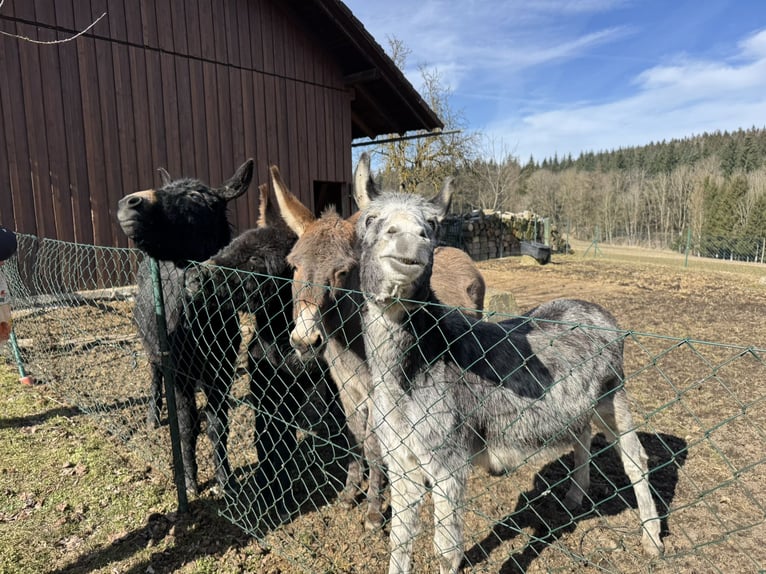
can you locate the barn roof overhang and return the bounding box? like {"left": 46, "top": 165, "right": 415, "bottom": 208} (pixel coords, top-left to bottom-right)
{"left": 283, "top": 0, "right": 444, "bottom": 140}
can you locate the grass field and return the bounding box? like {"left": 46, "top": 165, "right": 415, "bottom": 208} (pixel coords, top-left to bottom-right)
{"left": 1, "top": 245, "right": 764, "bottom": 573}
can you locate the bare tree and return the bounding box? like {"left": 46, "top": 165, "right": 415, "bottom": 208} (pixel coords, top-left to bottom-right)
{"left": 464, "top": 136, "right": 523, "bottom": 212}
{"left": 372, "top": 36, "right": 476, "bottom": 195}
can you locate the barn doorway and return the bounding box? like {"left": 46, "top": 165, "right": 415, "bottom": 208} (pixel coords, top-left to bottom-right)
{"left": 313, "top": 181, "right": 347, "bottom": 217}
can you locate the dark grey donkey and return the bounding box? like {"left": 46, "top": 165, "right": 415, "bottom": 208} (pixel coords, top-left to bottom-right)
{"left": 355, "top": 188, "right": 663, "bottom": 574}
{"left": 117, "top": 160, "right": 253, "bottom": 495}
{"left": 191, "top": 178, "right": 338, "bottom": 521}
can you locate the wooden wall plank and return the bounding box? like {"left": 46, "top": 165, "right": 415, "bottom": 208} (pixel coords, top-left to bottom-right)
{"left": 0, "top": 21, "right": 35, "bottom": 234}
{"left": 77, "top": 33, "right": 110, "bottom": 246}
{"left": 154, "top": 0, "right": 173, "bottom": 53}
{"left": 123, "top": 0, "right": 143, "bottom": 45}
{"left": 227, "top": 68, "right": 251, "bottom": 233}
{"left": 144, "top": 49, "right": 168, "bottom": 176}
{"left": 223, "top": 0, "right": 240, "bottom": 69}
{"left": 59, "top": 32, "right": 95, "bottom": 244}
{"left": 248, "top": 0, "right": 264, "bottom": 72}
{"left": 215, "top": 62, "right": 233, "bottom": 187}
{"left": 251, "top": 70, "right": 269, "bottom": 196}
{"left": 203, "top": 60, "right": 222, "bottom": 186}
{"left": 128, "top": 47, "right": 153, "bottom": 202}
{"left": 113, "top": 40, "right": 141, "bottom": 234}
{"left": 188, "top": 58, "right": 210, "bottom": 184}
{"left": 18, "top": 25, "right": 56, "bottom": 239}
{"left": 0, "top": 68, "right": 12, "bottom": 231}
{"left": 95, "top": 25, "right": 128, "bottom": 247}
{"left": 160, "top": 52, "right": 181, "bottom": 176}
{"left": 38, "top": 4, "right": 76, "bottom": 242}
{"left": 106, "top": 0, "right": 127, "bottom": 43}
{"left": 184, "top": 0, "right": 202, "bottom": 60}
{"left": 198, "top": 0, "right": 215, "bottom": 61}
{"left": 175, "top": 58, "right": 196, "bottom": 176}
{"left": 170, "top": 0, "right": 188, "bottom": 56}
{"left": 140, "top": 0, "right": 159, "bottom": 50}
{"left": 259, "top": 0, "right": 275, "bottom": 75}
{"left": 52, "top": 0, "right": 94, "bottom": 244}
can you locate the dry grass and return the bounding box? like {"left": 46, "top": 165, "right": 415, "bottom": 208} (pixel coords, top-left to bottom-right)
{"left": 1, "top": 244, "right": 764, "bottom": 573}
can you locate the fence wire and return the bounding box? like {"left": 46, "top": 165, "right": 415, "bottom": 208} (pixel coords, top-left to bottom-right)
{"left": 1, "top": 235, "right": 764, "bottom": 574}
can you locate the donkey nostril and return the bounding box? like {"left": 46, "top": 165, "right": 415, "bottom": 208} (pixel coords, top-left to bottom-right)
{"left": 386, "top": 225, "right": 398, "bottom": 235}
{"left": 125, "top": 195, "right": 142, "bottom": 207}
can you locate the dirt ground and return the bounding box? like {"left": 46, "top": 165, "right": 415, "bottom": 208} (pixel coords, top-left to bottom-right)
{"left": 2, "top": 251, "right": 765, "bottom": 573}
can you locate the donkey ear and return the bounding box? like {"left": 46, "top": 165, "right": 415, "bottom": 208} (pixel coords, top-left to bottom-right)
{"left": 353, "top": 152, "right": 379, "bottom": 208}
{"left": 430, "top": 177, "right": 454, "bottom": 221}
{"left": 218, "top": 158, "right": 254, "bottom": 200}
{"left": 256, "top": 183, "right": 271, "bottom": 228}
{"left": 157, "top": 167, "right": 172, "bottom": 187}
{"left": 269, "top": 165, "right": 315, "bottom": 237}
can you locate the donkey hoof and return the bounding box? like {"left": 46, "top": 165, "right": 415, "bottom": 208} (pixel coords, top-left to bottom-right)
{"left": 642, "top": 530, "right": 664, "bottom": 557}
{"left": 563, "top": 489, "right": 584, "bottom": 511}
{"left": 338, "top": 487, "right": 359, "bottom": 509}
{"left": 364, "top": 510, "right": 385, "bottom": 531}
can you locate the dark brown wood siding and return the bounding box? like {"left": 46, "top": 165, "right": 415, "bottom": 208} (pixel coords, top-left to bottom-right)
{"left": 0, "top": 0, "right": 353, "bottom": 247}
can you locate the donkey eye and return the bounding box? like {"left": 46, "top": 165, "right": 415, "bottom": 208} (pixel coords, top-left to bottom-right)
{"left": 365, "top": 215, "right": 377, "bottom": 227}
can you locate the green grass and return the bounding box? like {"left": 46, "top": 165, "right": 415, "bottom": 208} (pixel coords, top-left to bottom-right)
{"left": 0, "top": 363, "right": 178, "bottom": 573}
{"left": 0, "top": 361, "right": 270, "bottom": 573}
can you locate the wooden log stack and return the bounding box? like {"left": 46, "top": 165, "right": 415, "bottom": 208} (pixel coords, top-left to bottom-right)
{"left": 440, "top": 210, "right": 544, "bottom": 261}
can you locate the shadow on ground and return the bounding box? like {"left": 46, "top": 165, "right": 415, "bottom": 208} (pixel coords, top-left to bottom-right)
{"left": 464, "top": 432, "right": 688, "bottom": 573}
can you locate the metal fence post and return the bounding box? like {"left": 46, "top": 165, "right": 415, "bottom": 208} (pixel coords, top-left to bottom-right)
{"left": 149, "top": 257, "right": 189, "bottom": 513}
{"left": 684, "top": 228, "right": 692, "bottom": 268}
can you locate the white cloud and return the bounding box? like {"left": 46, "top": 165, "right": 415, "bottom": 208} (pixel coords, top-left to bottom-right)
{"left": 486, "top": 28, "right": 766, "bottom": 160}
{"left": 347, "top": 0, "right": 630, "bottom": 92}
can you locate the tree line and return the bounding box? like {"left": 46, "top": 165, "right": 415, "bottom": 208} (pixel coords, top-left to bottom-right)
{"left": 365, "top": 39, "right": 766, "bottom": 258}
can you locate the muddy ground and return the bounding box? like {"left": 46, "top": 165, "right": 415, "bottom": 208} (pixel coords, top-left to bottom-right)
{"left": 3, "top": 252, "right": 766, "bottom": 573}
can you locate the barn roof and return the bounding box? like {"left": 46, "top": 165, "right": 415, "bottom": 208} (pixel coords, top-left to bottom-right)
{"left": 284, "top": 0, "right": 444, "bottom": 139}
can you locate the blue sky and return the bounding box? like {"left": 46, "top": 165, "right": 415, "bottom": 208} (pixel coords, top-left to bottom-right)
{"left": 344, "top": 0, "right": 766, "bottom": 162}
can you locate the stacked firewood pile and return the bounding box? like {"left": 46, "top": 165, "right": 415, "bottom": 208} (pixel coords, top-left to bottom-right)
{"left": 440, "top": 210, "right": 568, "bottom": 261}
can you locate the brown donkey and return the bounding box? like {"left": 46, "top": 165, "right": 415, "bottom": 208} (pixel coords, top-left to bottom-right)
{"left": 269, "top": 157, "right": 485, "bottom": 530}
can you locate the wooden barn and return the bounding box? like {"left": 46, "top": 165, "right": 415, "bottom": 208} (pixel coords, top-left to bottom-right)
{"left": 0, "top": 0, "right": 442, "bottom": 248}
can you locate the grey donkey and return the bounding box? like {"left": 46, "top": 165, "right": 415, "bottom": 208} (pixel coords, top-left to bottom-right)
{"left": 355, "top": 186, "right": 663, "bottom": 574}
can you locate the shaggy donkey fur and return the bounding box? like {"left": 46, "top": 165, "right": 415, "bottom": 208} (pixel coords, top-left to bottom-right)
{"left": 356, "top": 188, "right": 663, "bottom": 574}
{"left": 270, "top": 155, "right": 486, "bottom": 531}
{"left": 117, "top": 160, "right": 253, "bottom": 495}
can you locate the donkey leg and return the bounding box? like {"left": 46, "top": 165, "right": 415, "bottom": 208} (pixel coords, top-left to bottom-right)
{"left": 564, "top": 425, "right": 592, "bottom": 510}
{"left": 148, "top": 362, "right": 164, "bottom": 429}
{"left": 386, "top": 457, "right": 426, "bottom": 574}
{"left": 430, "top": 468, "right": 467, "bottom": 574}
{"left": 596, "top": 389, "right": 663, "bottom": 557}
{"left": 204, "top": 382, "right": 234, "bottom": 493}
{"left": 174, "top": 381, "right": 200, "bottom": 496}
{"left": 336, "top": 385, "right": 367, "bottom": 508}
{"left": 363, "top": 403, "right": 386, "bottom": 530}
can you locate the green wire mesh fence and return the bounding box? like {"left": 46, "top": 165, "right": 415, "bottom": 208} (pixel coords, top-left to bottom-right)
{"left": 1, "top": 235, "right": 764, "bottom": 573}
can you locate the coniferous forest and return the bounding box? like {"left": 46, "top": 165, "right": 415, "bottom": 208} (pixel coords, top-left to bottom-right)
{"left": 451, "top": 127, "right": 766, "bottom": 261}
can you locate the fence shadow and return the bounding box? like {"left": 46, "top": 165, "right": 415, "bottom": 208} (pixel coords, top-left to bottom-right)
{"left": 464, "top": 432, "right": 687, "bottom": 573}
{"left": 51, "top": 499, "right": 252, "bottom": 574}
{"left": 49, "top": 405, "right": 353, "bottom": 574}
{"left": 217, "top": 399, "right": 354, "bottom": 536}
{"left": 0, "top": 404, "right": 83, "bottom": 429}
